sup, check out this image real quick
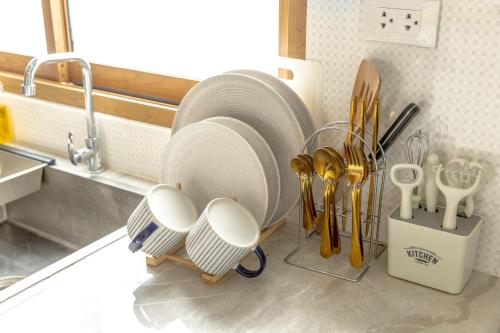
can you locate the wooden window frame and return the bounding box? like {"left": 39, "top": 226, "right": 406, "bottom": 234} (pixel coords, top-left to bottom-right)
{"left": 0, "top": 0, "right": 306, "bottom": 127}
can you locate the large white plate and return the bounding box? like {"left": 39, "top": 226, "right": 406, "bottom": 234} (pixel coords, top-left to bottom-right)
{"left": 172, "top": 73, "right": 305, "bottom": 224}
{"left": 201, "top": 116, "right": 280, "bottom": 228}
{"left": 161, "top": 121, "right": 269, "bottom": 227}
{"left": 227, "top": 69, "right": 316, "bottom": 139}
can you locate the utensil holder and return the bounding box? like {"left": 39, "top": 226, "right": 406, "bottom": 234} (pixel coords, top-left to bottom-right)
{"left": 388, "top": 205, "right": 482, "bottom": 294}
{"left": 145, "top": 183, "right": 286, "bottom": 285}
{"left": 285, "top": 121, "right": 387, "bottom": 282}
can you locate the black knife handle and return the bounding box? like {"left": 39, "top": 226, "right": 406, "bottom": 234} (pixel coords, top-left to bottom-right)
{"left": 375, "top": 103, "right": 420, "bottom": 160}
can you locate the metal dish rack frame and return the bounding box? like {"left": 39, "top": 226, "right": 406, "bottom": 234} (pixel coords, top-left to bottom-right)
{"left": 284, "top": 121, "right": 387, "bottom": 282}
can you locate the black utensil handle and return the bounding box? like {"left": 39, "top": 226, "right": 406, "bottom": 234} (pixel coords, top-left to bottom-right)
{"left": 128, "top": 222, "right": 159, "bottom": 253}
{"left": 375, "top": 103, "right": 420, "bottom": 160}
{"left": 0, "top": 144, "right": 56, "bottom": 165}
{"left": 234, "top": 245, "right": 266, "bottom": 278}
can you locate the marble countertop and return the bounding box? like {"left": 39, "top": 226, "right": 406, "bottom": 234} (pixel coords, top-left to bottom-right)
{"left": 0, "top": 222, "right": 499, "bottom": 333}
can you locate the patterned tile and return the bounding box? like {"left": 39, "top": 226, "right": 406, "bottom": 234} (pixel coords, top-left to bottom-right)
{"left": 0, "top": 92, "right": 170, "bottom": 181}
{"left": 307, "top": 0, "right": 500, "bottom": 276}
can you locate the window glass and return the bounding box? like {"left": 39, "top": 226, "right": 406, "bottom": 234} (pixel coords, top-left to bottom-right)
{"left": 0, "top": 1, "right": 47, "bottom": 55}
{"left": 68, "top": 0, "right": 279, "bottom": 80}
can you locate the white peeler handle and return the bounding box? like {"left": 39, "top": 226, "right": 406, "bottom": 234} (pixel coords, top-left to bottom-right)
{"left": 391, "top": 164, "right": 424, "bottom": 220}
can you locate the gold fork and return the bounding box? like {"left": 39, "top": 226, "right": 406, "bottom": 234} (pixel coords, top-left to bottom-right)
{"left": 342, "top": 97, "right": 358, "bottom": 231}
{"left": 344, "top": 143, "right": 368, "bottom": 268}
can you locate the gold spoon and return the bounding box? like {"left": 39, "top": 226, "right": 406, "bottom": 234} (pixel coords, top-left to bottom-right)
{"left": 313, "top": 148, "right": 338, "bottom": 258}
{"left": 322, "top": 147, "right": 346, "bottom": 254}
{"left": 291, "top": 157, "right": 315, "bottom": 231}
{"left": 297, "top": 154, "right": 318, "bottom": 225}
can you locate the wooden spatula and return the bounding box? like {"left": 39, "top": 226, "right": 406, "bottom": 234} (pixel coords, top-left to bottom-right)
{"left": 351, "top": 59, "right": 381, "bottom": 123}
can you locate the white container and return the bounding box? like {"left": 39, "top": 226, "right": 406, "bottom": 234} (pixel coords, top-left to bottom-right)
{"left": 388, "top": 206, "right": 482, "bottom": 294}
{"left": 0, "top": 150, "right": 45, "bottom": 205}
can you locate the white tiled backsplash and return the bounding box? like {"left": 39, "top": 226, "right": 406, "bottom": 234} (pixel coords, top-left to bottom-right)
{"left": 307, "top": 0, "right": 500, "bottom": 276}
{"left": 0, "top": 92, "right": 170, "bottom": 181}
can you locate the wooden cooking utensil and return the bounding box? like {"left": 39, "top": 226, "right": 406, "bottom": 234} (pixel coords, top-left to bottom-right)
{"left": 351, "top": 59, "right": 381, "bottom": 123}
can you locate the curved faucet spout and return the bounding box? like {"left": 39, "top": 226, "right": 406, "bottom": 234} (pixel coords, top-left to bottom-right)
{"left": 22, "top": 52, "right": 103, "bottom": 173}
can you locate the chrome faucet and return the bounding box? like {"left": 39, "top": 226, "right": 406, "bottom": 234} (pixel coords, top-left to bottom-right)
{"left": 22, "top": 52, "right": 103, "bottom": 173}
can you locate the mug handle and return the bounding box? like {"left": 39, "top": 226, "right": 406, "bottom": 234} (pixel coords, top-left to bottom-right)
{"left": 234, "top": 245, "right": 266, "bottom": 278}
{"left": 128, "top": 222, "right": 158, "bottom": 253}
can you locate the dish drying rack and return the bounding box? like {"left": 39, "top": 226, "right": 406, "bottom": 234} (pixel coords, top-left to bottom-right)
{"left": 145, "top": 183, "right": 286, "bottom": 285}
{"left": 285, "top": 121, "right": 387, "bottom": 282}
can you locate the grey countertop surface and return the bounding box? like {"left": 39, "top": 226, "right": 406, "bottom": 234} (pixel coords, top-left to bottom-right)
{"left": 0, "top": 222, "right": 499, "bottom": 333}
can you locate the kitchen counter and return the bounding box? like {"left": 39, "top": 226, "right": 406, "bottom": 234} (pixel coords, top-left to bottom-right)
{"left": 0, "top": 222, "right": 499, "bottom": 333}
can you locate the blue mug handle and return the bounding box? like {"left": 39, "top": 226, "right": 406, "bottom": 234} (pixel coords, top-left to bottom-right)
{"left": 128, "top": 222, "right": 158, "bottom": 253}
{"left": 234, "top": 245, "right": 266, "bottom": 278}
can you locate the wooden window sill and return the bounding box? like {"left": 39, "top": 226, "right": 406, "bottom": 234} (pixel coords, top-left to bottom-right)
{"left": 0, "top": 71, "right": 176, "bottom": 127}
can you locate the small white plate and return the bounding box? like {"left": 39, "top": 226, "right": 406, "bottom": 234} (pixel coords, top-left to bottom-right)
{"left": 202, "top": 116, "right": 280, "bottom": 227}
{"left": 161, "top": 121, "right": 270, "bottom": 227}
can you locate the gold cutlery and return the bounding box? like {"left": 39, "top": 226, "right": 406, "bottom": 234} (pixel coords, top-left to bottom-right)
{"left": 366, "top": 100, "right": 380, "bottom": 237}
{"left": 356, "top": 99, "right": 367, "bottom": 239}
{"left": 313, "top": 149, "right": 335, "bottom": 257}
{"left": 291, "top": 157, "right": 315, "bottom": 231}
{"left": 342, "top": 96, "right": 358, "bottom": 231}
{"left": 344, "top": 143, "right": 368, "bottom": 268}
{"left": 297, "top": 154, "right": 318, "bottom": 226}
{"left": 323, "top": 146, "right": 346, "bottom": 232}
{"left": 313, "top": 148, "right": 345, "bottom": 257}
{"left": 324, "top": 147, "right": 346, "bottom": 254}
{"left": 358, "top": 99, "right": 366, "bottom": 144}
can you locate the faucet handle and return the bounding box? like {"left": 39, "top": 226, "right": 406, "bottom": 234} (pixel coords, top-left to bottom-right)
{"left": 67, "top": 131, "right": 78, "bottom": 165}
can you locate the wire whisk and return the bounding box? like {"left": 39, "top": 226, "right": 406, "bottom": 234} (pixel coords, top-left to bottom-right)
{"left": 403, "top": 129, "right": 429, "bottom": 168}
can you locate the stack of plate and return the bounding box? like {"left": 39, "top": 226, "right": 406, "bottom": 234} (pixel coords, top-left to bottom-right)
{"left": 161, "top": 71, "right": 315, "bottom": 228}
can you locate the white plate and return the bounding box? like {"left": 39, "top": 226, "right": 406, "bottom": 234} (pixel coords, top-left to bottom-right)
{"left": 227, "top": 69, "right": 316, "bottom": 139}
{"left": 202, "top": 116, "right": 280, "bottom": 227}
{"left": 172, "top": 73, "right": 305, "bottom": 224}
{"left": 161, "top": 121, "right": 269, "bottom": 227}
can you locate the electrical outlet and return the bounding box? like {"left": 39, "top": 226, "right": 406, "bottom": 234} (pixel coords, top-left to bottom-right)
{"left": 362, "top": 0, "right": 441, "bottom": 48}
{"left": 378, "top": 7, "right": 422, "bottom": 35}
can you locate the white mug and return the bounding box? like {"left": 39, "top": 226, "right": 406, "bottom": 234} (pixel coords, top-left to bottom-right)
{"left": 186, "top": 198, "right": 266, "bottom": 278}
{"left": 127, "top": 184, "right": 198, "bottom": 257}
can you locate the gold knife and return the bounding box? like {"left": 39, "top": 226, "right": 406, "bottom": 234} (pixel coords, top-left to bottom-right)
{"left": 366, "top": 100, "right": 379, "bottom": 236}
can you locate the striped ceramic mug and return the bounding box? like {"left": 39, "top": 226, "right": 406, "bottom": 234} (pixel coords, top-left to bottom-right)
{"left": 186, "top": 198, "right": 266, "bottom": 278}
{"left": 127, "top": 184, "right": 198, "bottom": 257}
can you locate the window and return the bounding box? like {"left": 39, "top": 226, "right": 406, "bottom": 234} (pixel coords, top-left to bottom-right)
{"left": 0, "top": 1, "right": 47, "bottom": 55}
{"left": 68, "top": 0, "right": 279, "bottom": 81}
{"left": 0, "top": 0, "right": 307, "bottom": 126}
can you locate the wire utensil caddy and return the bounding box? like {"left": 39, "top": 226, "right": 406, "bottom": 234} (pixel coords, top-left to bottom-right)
{"left": 284, "top": 121, "right": 387, "bottom": 282}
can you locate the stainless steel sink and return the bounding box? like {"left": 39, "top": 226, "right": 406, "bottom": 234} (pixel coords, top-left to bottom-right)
{"left": 0, "top": 164, "right": 143, "bottom": 301}
{"left": 0, "top": 150, "right": 45, "bottom": 205}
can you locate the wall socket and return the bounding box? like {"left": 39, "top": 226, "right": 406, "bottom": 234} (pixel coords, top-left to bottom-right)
{"left": 362, "top": 0, "right": 441, "bottom": 48}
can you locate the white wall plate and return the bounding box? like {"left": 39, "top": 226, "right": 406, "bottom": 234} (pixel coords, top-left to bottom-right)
{"left": 362, "top": 0, "right": 442, "bottom": 48}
